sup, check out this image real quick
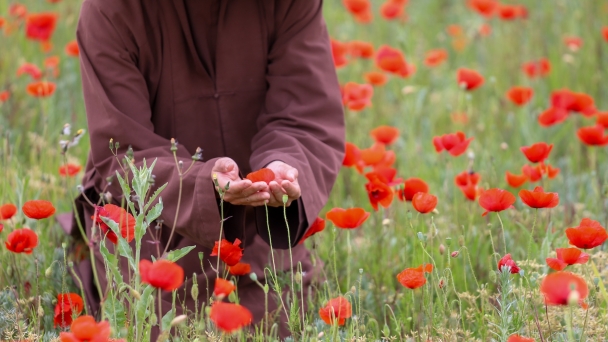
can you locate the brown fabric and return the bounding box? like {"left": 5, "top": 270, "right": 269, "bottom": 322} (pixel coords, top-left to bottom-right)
{"left": 73, "top": 0, "right": 344, "bottom": 336}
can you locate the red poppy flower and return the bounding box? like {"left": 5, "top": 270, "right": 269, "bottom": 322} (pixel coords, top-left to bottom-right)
{"left": 522, "top": 164, "right": 543, "bottom": 182}
{"left": 577, "top": 125, "right": 608, "bottom": 146}
{"left": 467, "top": 0, "right": 497, "bottom": 17}
{"left": 10, "top": 4, "right": 27, "bottom": 18}
{"left": 446, "top": 24, "right": 464, "bottom": 37}
{"left": 457, "top": 68, "right": 484, "bottom": 91}
{"left": 228, "top": 262, "right": 251, "bottom": 276}
{"left": 209, "top": 301, "right": 253, "bottom": 333}
{"left": 374, "top": 150, "right": 396, "bottom": 169}
{"left": 505, "top": 172, "right": 527, "bottom": 188}
{"left": 551, "top": 89, "right": 593, "bottom": 114}
{"left": 546, "top": 248, "right": 589, "bottom": 271}
{"left": 478, "top": 188, "right": 516, "bottom": 216}
{"left": 424, "top": 49, "right": 448, "bottom": 67}
{"left": 54, "top": 293, "right": 84, "bottom": 328}
{"left": 342, "top": 82, "right": 373, "bottom": 111}
{"left": 210, "top": 238, "right": 243, "bottom": 266}
{"left": 397, "top": 264, "right": 433, "bottom": 289}
{"left": 366, "top": 167, "right": 402, "bottom": 186}
{"left": 214, "top": 278, "right": 236, "bottom": 298}
{"left": 432, "top": 131, "right": 473, "bottom": 156}
{"left": 538, "top": 107, "right": 568, "bottom": 127}
{"left": 92, "top": 204, "right": 135, "bottom": 244}
{"left": 59, "top": 315, "right": 112, "bottom": 342}
{"left": 520, "top": 142, "right": 552, "bottom": 164}
{"left": 245, "top": 168, "right": 275, "bottom": 184}
{"left": 518, "top": 186, "right": 559, "bottom": 209}
{"left": 139, "top": 259, "right": 184, "bottom": 291}
{"left": 563, "top": 36, "right": 582, "bottom": 51}
{"left": 359, "top": 143, "right": 386, "bottom": 166}
{"left": 370, "top": 125, "right": 399, "bottom": 145}
{"left": 319, "top": 296, "right": 352, "bottom": 325}
{"left": 26, "top": 81, "right": 56, "bottom": 97}
{"left": 397, "top": 178, "right": 429, "bottom": 201}
{"left": 380, "top": 0, "right": 404, "bottom": 21}
{"left": 478, "top": 23, "right": 492, "bottom": 36}
{"left": 343, "top": 142, "right": 361, "bottom": 167}
{"left": 376, "top": 45, "right": 414, "bottom": 78}
{"left": 5, "top": 228, "right": 38, "bottom": 254}
{"left": 25, "top": 12, "right": 57, "bottom": 41}
{"left": 460, "top": 183, "right": 483, "bottom": 201}
{"left": 543, "top": 164, "right": 560, "bottom": 179}
{"left": 412, "top": 193, "right": 437, "bottom": 214}
{"left": 454, "top": 171, "right": 480, "bottom": 187}
{"left": 497, "top": 4, "right": 522, "bottom": 20}
{"left": 299, "top": 217, "right": 325, "bottom": 244}
{"left": 596, "top": 111, "right": 608, "bottom": 129}
{"left": 540, "top": 272, "right": 588, "bottom": 307}
{"left": 364, "top": 71, "right": 388, "bottom": 86}
{"left": 0, "top": 91, "right": 9, "bottom": 102}
{"left": 348, "top": 40, "right": 374, "bottom": 58}
{"left": 16, "top": 62, "right": 42, "bottom": 79}
{"left": 0, "top": 203, "right": 18, "bottom": 220}
{"left": 0, "top": 224, "right": 3, "bottom": 233}
{"left": 22, "top": 199, "right": 55, "bottom": 220}
{"left": 565, "top": 218, "right": 607, "bottom": 249}
{"left": 603, "top": 27, "right": 608, "bottom": 42}
{"left": 331, "top": 39, "right": 349, "bottom": 68}
{"left": 342, "top": 0, "right": 371, "bottom": 16}
{"left": 506, "top": 86, "right": 533, "bottom": 106}
{"left": 326, "top": 207, "right": 370, "bottom": 229}
{"left": 366, "top": 178, "right": 394, "bottom": 211}
{"left": 65, "top": 40, "right": 79, "bottom": 57}
{"left": 522, "top": 58, "right": 551, "bottom": 78}
{"left": 508, "top": 335, "right": 535, "bottom": 342}
{"left": 498, "top": 254, "right": 520, "bottom": 274}
{"left": 59, "top": 163, "right": 82, "bottom": 177}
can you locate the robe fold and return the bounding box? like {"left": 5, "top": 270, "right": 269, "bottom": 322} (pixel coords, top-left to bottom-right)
{"left": 70, "top": 0, "right": 344, "bottom": 336}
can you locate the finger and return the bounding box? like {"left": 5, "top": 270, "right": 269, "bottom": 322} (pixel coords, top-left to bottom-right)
{"left": 230, "top": 191, "right": 271, "bottom": 205}
{"left": 285, "top": 168, "right": 298, "bottom": 182}
{"left": 236, "top": 182, "right": 269, "bottom": 197}
{"left": 218, "top": 178, "right": 251, "bottom": 193}
{"left": 269, "top": 181, "right": 287, "bottom": 202}
{"left": 282, "top": 180, "right": 301, "bottom": 199}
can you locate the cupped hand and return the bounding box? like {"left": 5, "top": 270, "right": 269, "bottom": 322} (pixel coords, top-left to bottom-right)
{"left": 264, "top": 161, "right": 301, "bottom": 207}
{"left": 212, "top": 158, "right": 270, "bottom": 206}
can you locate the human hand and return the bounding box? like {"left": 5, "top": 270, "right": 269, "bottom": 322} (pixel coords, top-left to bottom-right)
{"left": 212, "top": 158, "right": 270, "bottom": 206}
{"left": 264, "top": 161, "right": 301, "bottom": 207}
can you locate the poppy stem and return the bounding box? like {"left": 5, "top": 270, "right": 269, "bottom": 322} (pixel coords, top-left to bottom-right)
{"left": 526, "top": 209, "right": 538, "bottom": 261}
{"left": 496, "top": 213, "right": 507, "bottom": 254}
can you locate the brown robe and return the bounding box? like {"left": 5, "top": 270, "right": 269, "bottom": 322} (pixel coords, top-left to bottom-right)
{"left": 70, "top": 0, "right": 344, "bottom": 336}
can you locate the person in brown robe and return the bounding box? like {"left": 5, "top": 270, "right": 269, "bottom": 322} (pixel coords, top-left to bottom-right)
{"left": 66, "top": 0, "right": 344, "bottom": 338}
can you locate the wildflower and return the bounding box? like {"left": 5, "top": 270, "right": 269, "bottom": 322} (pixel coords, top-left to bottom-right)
{"left": 380, "top": 1, "right": 404, "bottom": 21}
{"left": 507, "top": 335, "right": 535, "bottom": 342}
{"left": 518, "top": 186, "right": 559, "bottom": 209}
{"left": 319, "top": 296, "right": 352, "bottom": 325}
{"left": 520, "top": 142, "right": 553, "bottom": 164}
{"left": 359, "top": 143, "right": 386, "bottom": 166}
{"left": 376, "top": 45, "right": 414, "bottom": 77}
{"left": 366, "top": 167, "right": 402, "bottom": 186}
{"left": 44, "top": 56, "right": 60, "bottom": 77}
{"left": 397, "top": 178, "right": 429, "bottom": 202}
{"left": 565, "top": 218, "right": 607, "bottom": 249}
{"left": 370, "top": 125, "right": 399, "bottom": 145}
{"left": 0, "top": 91, "right": 9, "bottom": 102}
{"left": 348, "top": 40, "right": 374, "bottom": 58}
{"left": 326, "top": 207, "right": 370, "bottom": 229}
{"left": 497, "top": 4, "right": 524, "bottom": 20}
{"left": 397, "top": 264, "right": 433, "bottom": 289}
{"left": 454, "top": 171, "right": 480, "bottom": 188}
{"left": 92, "top": 204, "right": 135, "bottom": 244}
{"left": 551, "top": 89, "right": 596, "bottom": 115}
{"left": 59, "top": 163, "right": 82, "bottom": 177}
{"left": 54, "top": 293, "right": 84, "bottom": 328}
{"left": 228, "top": 263, "right": 251, "bottom": 276}
{"left": 210, "top": 239, "right": 244, "bottom": 266}
{"left": 26, "top": 81, "right": 56, "bottom": 97}
{"left": 424, "top": 49, "right": 448, "bottom": 67}
{"left": 364, "top": 71, "right": 388, "bottom": 86}
{"left": 331, "top": 39, "right": 348, "bottom": 68}
{"left": 25, "top": 12, "right": 57, "bottom": 41}
{"left": 522, "top": 58, "right": 551, "bottom": 78}
{"left": 299, "top": 217, "right": 325, "bottom": 244}
{"left": 59, "top": 315, "right": 113, "bottom": 342}
{"left": 506, "top": 86, "right": 533, "bottom": 106}
{"left": 457, "top": 68, "right": 484, "bottom": 91}
{"left": 603, "top": 27, "right": 608, "bottom": 42}
{"left": 245, "top": 168, "right": 275, "bottom": 184}
{"left": 10, "top": 4, "right": 27, "bottom": 18}
{"left": 543, "top": 164, "right": 560, "bottom": 179}
{"left": 596, "top": 112, "right": 608, "bottom": 128}
{"left": 0, "top": 203, "right": 18, "bottom": 220}
{"left": 522, "top": 164, "right": 543, "bottom": 182}
{"left": 467, "top": 0, "right": 497, "bottom": 17}
{"left": 446, "top": 24, "right": 464, "bottom": 37}
{"left": 505, "top": 171, "right": 527, "bottom": 188}
{"left": 459, "top": 183, "right": 483, "bottom": 201}
{"left": 432, "top": 131, "right": 473, "bottom": 156}
{"left": 478, "top": 23, "right": 492, "bottom": 36}
{"left": 16, "top": 62, "right": 42, "bottom": 79}
{"left": 22, "top": 200, "right": 55, "bottom": 219}
{"left": 412, "top": 193, "right": 437, "bottom": 214}
{"left": 498, "top": 254, "right": 520, "bottom": 274}
{"left": 5, "top": 228, "right": 38, "bottom": 254}
{"left": 342, "top": 82, "right": 373, "bottom": 111}
{"left": 366, "top": 178, "right": 394, "bottom": 211}
{"left": 342, "top": 142, "right": 361, "bottom": 167}
{"left": 209, "top": 301, "right": 253, "bottom": 333}
{"left": 563, "top": 36, "right": 582, "bottom": 51}
{"left": 139, "top": 259, "right": 184, "bottom": 291}
{"left": 214, "top": 278, "right": 236, "bottom": 298}
{"left": 65, "top": 40, "right": 79, "bottom": 56}
{"left": 538, "top": 107, "right": 568, "bottom": 127}
{"left": 546, "top": 248, "right": 589, "bottom": 271}
{"left": 540, "top": 271, "right": 588, "bottom": 307}
{"left": 576, "top": 125, "right": 608, "bottom": 146}
{"left": 478, "top": 188, "right": 516, "bottom": 216}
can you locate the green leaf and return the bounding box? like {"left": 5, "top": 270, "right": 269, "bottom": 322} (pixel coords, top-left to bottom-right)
{"left": 167, "top": 245, "right": 196, "bottom": 263}
{"left": 99, "top": 242, "right": 123, "bottom": 285}
{"left": 145, "top": 200, "right": 163, "bottom": 228}
{"left": 103, "top": 294, "right": 127, "bottom": 334}
{"left": 144, "top": 183, "right": 167, "bottom": 211}
{"left": 135, "top": 285, "right": 155, "bottom": 336}
{"left": 116, "top": 171, "right": 132, "bottom": 205}
{"left": 135, "top": 212, "right": 146, "bottom": 246}
{"left": 161, "top": 308, "right": 175, "bottom": 332}
{"left": 102, "top": 216, "right": 136, "bottom": 271}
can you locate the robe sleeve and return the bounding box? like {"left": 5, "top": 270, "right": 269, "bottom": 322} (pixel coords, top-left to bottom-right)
{"left": 77, "top": 2, "right": 225, "bottom": 249}
{"left": 250, "top": 0, "right": 345, "bottom": 247}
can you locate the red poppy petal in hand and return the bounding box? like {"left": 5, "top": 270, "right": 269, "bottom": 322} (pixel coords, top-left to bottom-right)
{"left": 245, "top": 168, "right": 275, "bottom": 184}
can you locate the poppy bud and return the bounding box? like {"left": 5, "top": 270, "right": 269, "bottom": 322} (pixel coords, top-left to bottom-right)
{"left": 192, "top": 147, "right": 203, "bottom": 161}
{"left": 249, "top": 272, "right": 258, "bottom": 282}
{"left": 198, "top": 252, "right": 204, "bottom": 261}
{"left": 38, "top": 306, "right": 44, "bottom": 317}
{"left": 263, "top": 284, "right": 269, "bottom": 294}
{"left": 157, "top": 331, "right": 170, "bottom": 342}
{"left": 282, "top": 194, "right": 289, "bottom": 204}
{"left": 109, "top": 138, "right": 114, "bottom": 150}
{"left": 126, "top": 145, "right": 134, "bottom": 160}
{"left": 114, "top": 141, "right": 120, "bottom": 149}
{"left": 295, "top": 272, "right": 302, "bottom": 284}
{"left": 170, "top": 314, "right": 188, "bottom": 327}
{"left": 458, "top": 235, "right": 465, "bottom": 247}
{"left": 350, "top": 286, "right": 356, "bottom": 294}
{"left": 451, "top": 251, "right": 460, "bottom": 258}
{"left": 150, "top": 313, "right": 157, "bottom": 326}
{"left": 68, "top": 261, "right": 74, "bottom": 268}
{"left": 45, "top": 266, "right": 53, "bottom": 278}
{"left": 439, "top": 244, "right": 446, "bottom": 255}
{"left": 359, "top": 268, "right": 364, "bottom": 274}
{"left": 170, "top": 138, "right": 178, "bottom": 152}
{"left": 62, "top": 242, "right": 68, "bottom": 249}
{"left": 191, "top": 276, "right": 199, "bottom": 300}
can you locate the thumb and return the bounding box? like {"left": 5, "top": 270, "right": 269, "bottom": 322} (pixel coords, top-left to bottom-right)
{"left": 218, "top": 158, "right": 235, "bottom": 173}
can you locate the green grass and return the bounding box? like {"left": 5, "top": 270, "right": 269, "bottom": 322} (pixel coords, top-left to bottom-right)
{"left": 1, "top": 0, "right": 608, "bottom": 341}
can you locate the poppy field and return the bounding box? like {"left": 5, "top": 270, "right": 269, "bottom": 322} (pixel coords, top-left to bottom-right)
{"left": 2, "top": 0, "right": 608, "bottom": 341}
